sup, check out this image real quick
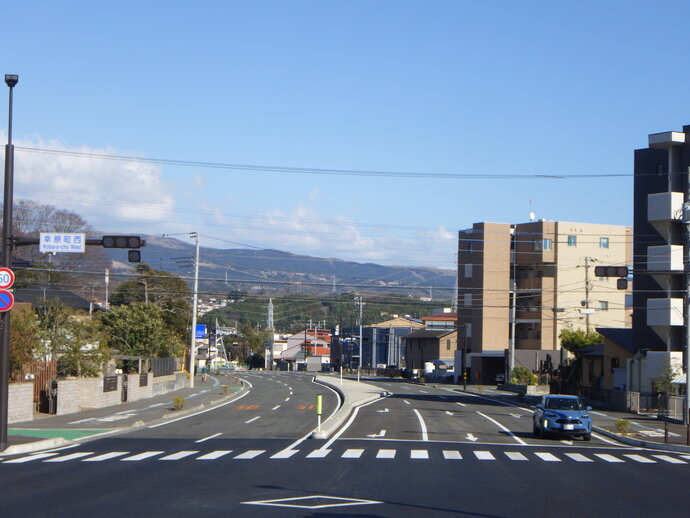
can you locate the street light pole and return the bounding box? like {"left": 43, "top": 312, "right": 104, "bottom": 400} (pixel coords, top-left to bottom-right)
{"left": 189, "top": 232, "right": 199, "bottom": 388}
{"left": 0, "top": 74, "right": 17, "bottom": 451}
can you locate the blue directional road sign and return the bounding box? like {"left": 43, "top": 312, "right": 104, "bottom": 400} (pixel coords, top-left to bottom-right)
{"left": 195, "top": 324, "right": 207, "bottom": 339}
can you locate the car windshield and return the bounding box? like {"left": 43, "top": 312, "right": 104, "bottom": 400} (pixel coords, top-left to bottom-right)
{"left": 545, "top": 397, "right": 585, "bottom": 410}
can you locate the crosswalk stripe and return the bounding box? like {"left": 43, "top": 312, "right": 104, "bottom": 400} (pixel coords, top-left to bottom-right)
{"left": 159, "top": 451, "right": 198, "bottom": 461}
{"left": 376, "top": 449, "right": 396, "bottom": 459}
{"left": 505, "top": 452, "right": 528, "bottom": 461}
{"left": 234, "top": 450, "right": 265, "bottom": 460}
{"left": 4, "top": 452, "right": 59, "bottom": 463}
{"left": 410, "top": 450, "right": 429, "bottom": 460}
{"left": 680, "top": 455, "right": 690, "bottom": 460}
{"left": 624, "top": 454, "right": 656, "bottom": 464}
{"left": 534, "top": 452, "right": 561, "bottom": 462}
{"left": 83, "top": 452, "right": 129, "bottom": 462}
{"left": 122, "top": 451, "right": 165, "bottom": 461}
{"left": 594, "top": 454, "right": 624, "bottom": 463}
{"left": 442, "top": 450, "right": 462, "bottom": 460}
{"left": 474, "top": 451, "right": 495, "bottom": 461}
{"left": 652, "top": 455, "right": 687, "bottom": 464}
{"left": 45, "top": 452, "right": 95, "bottom": 463}
{"left": 197, "top": 450, "right": 233, "bottom": 460}
{"left": 565, "top": 453, "right": 593, "bottom": 462}
{"left": 270, "top": 450, "right": 299, "bottom": 459}
{"left": 342, "top": 449, "right": 364, "bottom": 459}
{"left": 306, "top": 449, "right": 331, "bottom": 459}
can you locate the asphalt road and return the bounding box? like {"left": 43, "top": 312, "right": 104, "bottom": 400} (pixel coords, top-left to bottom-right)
{"left": 2, "top": 372, "right": 689, "bottom": 517}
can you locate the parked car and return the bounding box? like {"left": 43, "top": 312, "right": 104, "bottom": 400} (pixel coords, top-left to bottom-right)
{"left": 494, "top": 373, "right": 505, "bottom": 384}
{"left": 533, "top": 395, "right": 592, "bottom": 441}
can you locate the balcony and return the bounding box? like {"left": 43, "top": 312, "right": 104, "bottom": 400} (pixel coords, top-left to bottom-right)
{"left": 516, "top": 278, "right": 542, "bottom": 291}
{"left": 647, "top": 298, "right": 684, "bottom": 327}
{"left": 647, "top": 245, "right": 683, "bottom": 272}
{"left": 648, "top": 192, "right": 683, "bottom": 223}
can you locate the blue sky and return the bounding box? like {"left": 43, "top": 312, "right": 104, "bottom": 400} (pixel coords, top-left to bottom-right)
{"left": 3, "top": 1, "right": 690, "bottom": 269}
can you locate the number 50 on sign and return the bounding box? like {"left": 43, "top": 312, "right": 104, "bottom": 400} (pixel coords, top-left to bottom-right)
{"left": 0, "top": 268, "right": 15, "bottom": 290}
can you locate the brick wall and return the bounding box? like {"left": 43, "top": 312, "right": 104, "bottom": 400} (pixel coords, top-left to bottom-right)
{"left": 8, "top": 383, "right": 33, "bottom": 423}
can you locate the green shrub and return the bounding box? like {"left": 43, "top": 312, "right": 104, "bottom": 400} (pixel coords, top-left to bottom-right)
{"left": 511, "top": 366, "right": 538, "bottom": 385}
{"left": 172, "top": 396, "right": 185, "bottom": 411}
{"left": 222, "top": 385, "right": 229, "bottom": 396}
{"left": 614, "top": 419, "right": 630, "bottom": 435}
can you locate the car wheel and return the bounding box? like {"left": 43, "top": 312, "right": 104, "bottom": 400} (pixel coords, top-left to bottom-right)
{"left": 583, "top": 432, "right": 591, "bottom": 441}
{"left": 533, "top": 422, "right": 539, "bottom": 436}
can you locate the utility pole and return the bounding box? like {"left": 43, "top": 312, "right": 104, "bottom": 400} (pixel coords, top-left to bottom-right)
{"left": 104, "top": 268, "right": 109, "bottom": 310}
{"left": 188, "top": 232, "right": 200, "bottom": 388}
{"left": 509, "top": 227, "right": 516, "bottom": 382}
{"left": 584, "top": 257, "right": 592, "bottom": 333}
{"left": 684, "top": 168, "right": 690, "bottom": 427}
{"left": 266, "top": 299, "right": 274, "bottom": 370}
{"left": 355, "top": 296, "right": 363, "bottom": 382}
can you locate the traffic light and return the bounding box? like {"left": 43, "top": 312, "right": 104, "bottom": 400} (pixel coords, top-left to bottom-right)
{"left": 128, "top": 250, "right": 141, "bottom": 263}
{"left": 594, "top": 266, "right": 628, "bottom": 278}
{"left": 102, "top": 235, "right": 144, "bottom": 248}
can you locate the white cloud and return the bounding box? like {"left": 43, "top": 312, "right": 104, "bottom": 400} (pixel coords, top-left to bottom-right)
{"left": 4, "top": 134, "right": 175, "bottom": 229}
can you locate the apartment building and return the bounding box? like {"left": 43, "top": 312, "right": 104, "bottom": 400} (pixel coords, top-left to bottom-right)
{"left": 456, "top": 220, "right": 632, "bottom": 383}
{"left": 633, "top": 126, "right": 690, "bottom": 353}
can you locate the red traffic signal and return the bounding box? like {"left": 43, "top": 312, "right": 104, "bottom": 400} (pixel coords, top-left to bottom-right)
{"left": 594, "top": 266, "right": 628, "bottom": 278}
{"left": 102, "top": 236, "right": 143, "bottom": 249}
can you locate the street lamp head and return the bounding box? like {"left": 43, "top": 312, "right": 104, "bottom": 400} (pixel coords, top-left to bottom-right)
{"left": 4, "top": 75, "right": 18, "bottom": 88}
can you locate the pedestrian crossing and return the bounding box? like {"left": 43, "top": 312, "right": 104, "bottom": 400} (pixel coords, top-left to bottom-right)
{"left": 3, "top": 447, "right": 689, "bottom": 465}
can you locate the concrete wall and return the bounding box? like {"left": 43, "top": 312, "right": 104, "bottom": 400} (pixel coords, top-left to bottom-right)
{"left": 126, "top": 373, "right": 153, "bottom": 402}
{"left": 152, "top": 372, "right": 187, "bottom": 396}
{"left": 9, "top": 382, "right": 34, "bottom": 423}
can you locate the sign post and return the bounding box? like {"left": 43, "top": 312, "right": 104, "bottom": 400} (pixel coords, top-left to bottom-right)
{"left": 316, "top": 394, "right": 323, "bottom": 432}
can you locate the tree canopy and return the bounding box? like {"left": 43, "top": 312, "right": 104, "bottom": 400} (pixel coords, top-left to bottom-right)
{"left": 559, "top": 328, "right": 603, "bottom": 353}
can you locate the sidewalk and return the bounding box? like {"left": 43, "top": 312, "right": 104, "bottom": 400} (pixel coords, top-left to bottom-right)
{"left": 1, "top": 372, "right": 246, "bottom": 456}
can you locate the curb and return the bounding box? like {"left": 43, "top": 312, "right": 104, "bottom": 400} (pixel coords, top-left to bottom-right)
{"left": 593, "top": 426, "right": 690, "bottom": 454}
{"left": 310, "top": 377, "right": 382, "bottom": 440}
{"left": 1, "top": 437, "right": 72, "bottom": 456}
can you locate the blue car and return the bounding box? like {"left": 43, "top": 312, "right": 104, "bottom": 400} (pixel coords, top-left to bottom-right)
{"left": 533, "top": 395, "right": 592, "bottom": 441}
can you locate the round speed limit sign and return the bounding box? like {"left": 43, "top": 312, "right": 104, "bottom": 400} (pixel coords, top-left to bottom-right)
{"left": 0, "top": 268, "right": 15, "bottom": 290}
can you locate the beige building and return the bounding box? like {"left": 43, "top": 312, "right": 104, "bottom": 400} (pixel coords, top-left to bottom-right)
{"left": 456, "top": 220, "right": 632, "bottom": 383}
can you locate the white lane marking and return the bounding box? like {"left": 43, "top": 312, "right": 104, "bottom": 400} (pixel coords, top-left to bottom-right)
{"left": 591, "top": 432, "right": 624, "bottom": 446}
{"left": 591, "top": 411, "right": 609, "bottom": 417}
{"left": 284, "top": 397, "right": 290, "bottom": 402}
{"left": 83, "top": 452, "right": 129, "bottom": 462}
{"left": 412, "top": 409, "right": 429, "bottom": 442}
{"left": 234, "top": 450, "right": 265, "bottom": 459}
{"left": 534, "top": 452, "right": 561, "bottom": 462}
{"left": 377, "top": 409, "right": 389, "bottom": 413}
{"left": 148, "top": 386, "right": 250, "bottom": 429}
{"left": 652, "top": 455, "right": 687, "bottom": 464}
{"left": 159, "top": 451, "right": 198, "bottom": 461}
{"left": 403, "top": 400, "right": 410, "bottom": 405}
{"left": 321, "top": 397, "right": 388, "bottom": 450}
{"left": 245, "top": 416, "right": 261, "bottom": 424}
{"left": 342, "top": 449, "right": 365, "bottom": 459}
{"left": 624, "top": 454, "right": 656, "bottom": 463}
{"left": 122, "top": 451, "right": 165, "bottom": 461}
{"left": 196, "top": 432, "right": 222, "bottom": 443}
{"left": 681, "top": 455, "right": 690, "bottom": 460}
{"left": 476, "top": 411, "right": 527, "bottom": 445}
{"left": 505, "top": 451, "right": 528, "bottom": 461}
{"left": 306, "top": 449, "right": 331, "bottom": 459}
{"left": 418, "top": 390, "right": 428, "bottom": 394}
{"left": 456, "top": 402, "right": 466, "bottom": 407}
{"left": 272, "top": 405, "right": 281, "bottom": 411}
{"left": 438, "top": 396, "right": 448, "bottom": 400}
{"left": 560, "top": 440, "right": 573, "bottom": 446}
{"left": 44, "top": 452, "right": 95, "bottom": 463}
{"left": 270, "top": 450, "right": 299, "bottom": 459}
{"left": 474, "top": 451, "right": 495, "bottom": 461}
{"left": 4, "top": 452, "right": 60, "bottom": 463}
{"left": 445, "top": 411, "right": 454, "bottom": 416}
{"left": 443, "top": 450, "right": 462, "bottom": 460}
{"left": 594, "top": 454, "right": 624, "bottom": 463}
{"left": 565, "top": 453, "right": 593, "bottom": 463}
{"left": 376, "top": 449, "right": 396, "bottom": 459}
{"left": 410, "top": 450, "right": 429, "bottom": 460}
{"left": 197, "top": 450, "right": 233, "bottom": 461}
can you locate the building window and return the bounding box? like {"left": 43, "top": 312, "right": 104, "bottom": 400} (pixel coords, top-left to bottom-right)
{"left": 465, "top": 323, "right": 472, "bottom": 338}
{"left": 464, "top": 293, "right": 472, "bottom": 307}
{"left": 567, "top": 235, "right": 577, "bottom": 247}
{"left": 467, "top": 242, "right": 473, "bottom": 254}
{"left": 599, "top": 300, "right": 609, "bottom": 311}
{"left": 464, "top": 264, "right": 472, "bottom": 278}
{"left": 611, "top": 357, "right": 619, "bottom": 372}
{"left": 599, "top": 237, "right": 609, "bottom": 248}
{"left": 543, "top": 238, "right": 552, "bottom": 251}
{"left": 446, "top": 339, "right": 451, "bottom": 350}
{"left": 533, "top": 240, "right": 542, "bottom": 251}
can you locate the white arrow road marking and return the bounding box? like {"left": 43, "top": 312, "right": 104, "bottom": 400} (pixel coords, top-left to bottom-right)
{"left": 366, "top": 429, "right": 386, "bottom": 438}
{"left": 445, "top": 411, "right": 454, "bottom": 416}
{"left": 466, "top": 433, "right": 478, "bottom": 442}
{"left": 510, "top": 413, "right": 522, "bottom": 419}
{"left": 403, "top": 400, "right": 410, "bottom": 405}
{"left": 456, "top": 402, "right": 466, "bottom": 407}
{"left": 376, "top": 408, "right": 389, "bottom": 413}
{"left": 560, "top": 440, "right": 573, "bottom": 446}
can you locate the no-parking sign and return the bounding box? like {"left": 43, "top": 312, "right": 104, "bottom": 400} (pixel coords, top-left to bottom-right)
{"left": 0, "top": 290, "right": 14, "bottom": 312}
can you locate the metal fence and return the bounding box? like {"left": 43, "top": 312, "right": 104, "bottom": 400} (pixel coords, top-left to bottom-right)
{"left": 151, "top": 358, "right": 176, "bottom": 377}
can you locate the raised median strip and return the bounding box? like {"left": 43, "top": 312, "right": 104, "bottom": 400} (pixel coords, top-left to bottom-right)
{"left": 311, "top": 375, "right": 384, "bottom": 440}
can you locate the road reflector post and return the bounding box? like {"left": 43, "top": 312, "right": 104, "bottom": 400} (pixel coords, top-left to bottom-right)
{"left": 317, "top": 394, "right": 323, "bottom": 432}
